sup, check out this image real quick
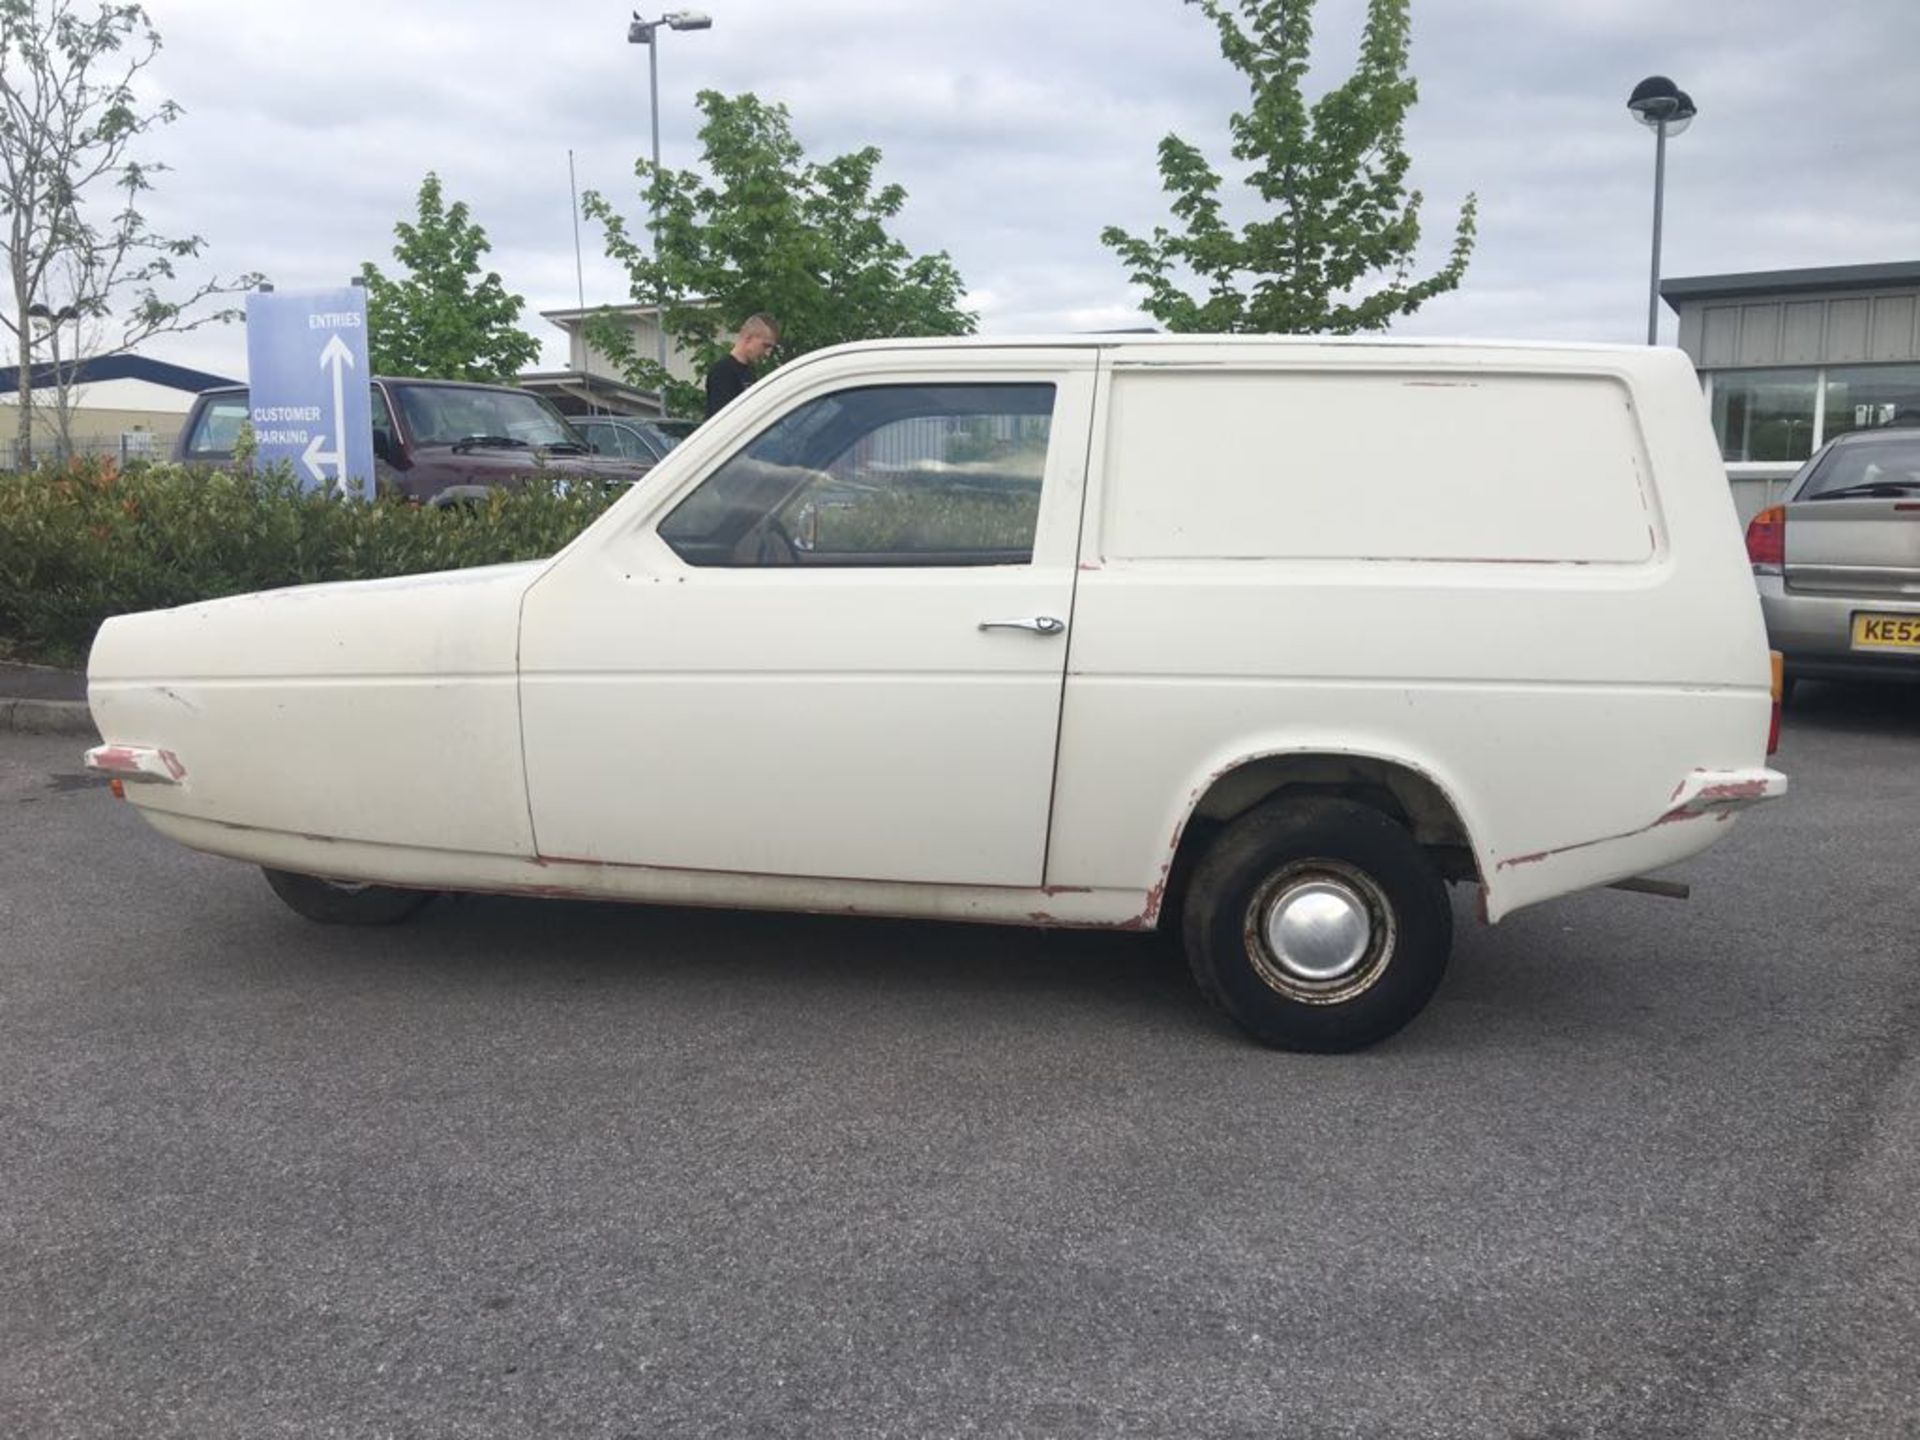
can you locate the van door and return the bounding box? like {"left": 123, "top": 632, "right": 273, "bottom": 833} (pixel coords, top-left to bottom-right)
{"left": 517, "top": 353, "right": 1095, "bottom": 887}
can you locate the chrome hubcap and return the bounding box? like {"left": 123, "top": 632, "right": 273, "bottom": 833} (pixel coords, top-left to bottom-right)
{"left": 1263, "top": 880, "right": 1371, "bottom": 982}
{"left": 1244, "top": 860, "right": 1397, "bottom": 1005}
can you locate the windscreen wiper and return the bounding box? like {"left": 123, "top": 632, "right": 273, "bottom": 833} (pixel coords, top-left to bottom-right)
{"left": 449, "top": 434, "right": 531, "bottom": 453}
{"left": 541, "top": 441, "right": 591, "bottom": 454}
{"left": 1808, "top": 480, "right": 1920, "bottom": 500}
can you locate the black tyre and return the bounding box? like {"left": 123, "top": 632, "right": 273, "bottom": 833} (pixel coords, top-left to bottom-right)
{"left": 1182, "top": 798, "right": 1451, "bottom": 1052}
{"left": 262, "top": 867, "right": 435, "bottom": 926}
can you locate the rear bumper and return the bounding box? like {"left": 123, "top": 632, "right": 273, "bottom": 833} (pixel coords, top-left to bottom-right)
{"left": 1781, "top": 654, "right": 1920, "bottom": 684}
{"left": 1661, "top": 766, "right": 1790, "bottom": 816}
{"left": 1485, "top": 766, "right": 1788, "bottom": 923}
{"left": 1758, "top": 579, "right": 1920, "bottom": 679}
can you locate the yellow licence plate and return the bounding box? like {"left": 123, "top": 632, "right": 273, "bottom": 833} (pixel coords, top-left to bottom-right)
{"left": 1853, "top": 614, "right": 1920, "bottom": 651}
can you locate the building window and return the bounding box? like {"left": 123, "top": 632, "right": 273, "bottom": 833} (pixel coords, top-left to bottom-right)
{"left": 1705, "top": 363, "right": 1920, "bottom": 460}
{"left": 1709, "top": 369, "right": 1818, "bottom": 462}
{"left": 1822, "top": 364, "right": 1920, "bottom": 441}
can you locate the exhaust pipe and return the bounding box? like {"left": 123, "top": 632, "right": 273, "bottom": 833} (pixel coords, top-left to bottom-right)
{"left": 1608, "top": 876, "right": 1692, "bottom": 901}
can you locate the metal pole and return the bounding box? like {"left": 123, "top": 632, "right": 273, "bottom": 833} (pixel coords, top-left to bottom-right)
{"left": 46, "top": 319, "right": 61, "bottom": 461}
{"left": 1646, "top": 118, "right": 1667, "bottom": 345}
{"left": 569, "top": 148, "right": 585, "bottom": 316}
{"left": 648, "top": 32, "right": 667, "bottom": 374}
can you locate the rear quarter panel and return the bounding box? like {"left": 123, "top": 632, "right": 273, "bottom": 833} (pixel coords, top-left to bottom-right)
{"left": 1050, "top": 345, "right": 1773, "bottom": 921}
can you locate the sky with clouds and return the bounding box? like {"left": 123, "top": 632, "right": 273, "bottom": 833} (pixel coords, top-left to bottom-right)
{"left": 85, "top": 0, "right": 1920, "bottom": 387}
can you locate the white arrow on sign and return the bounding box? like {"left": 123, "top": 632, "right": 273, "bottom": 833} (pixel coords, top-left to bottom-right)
{"left": 300, "top": 430, "right": 338, "bottom": 485}
{"left": 300, "top": 333, "right": 358, "bottom": 493}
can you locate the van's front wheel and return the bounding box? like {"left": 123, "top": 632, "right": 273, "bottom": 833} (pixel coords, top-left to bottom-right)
{"left": 1183, "top": 799, "right": 1451, "bottom": 1052}
{"left": 262, "top": 868, "right": 435, "bottom": 926}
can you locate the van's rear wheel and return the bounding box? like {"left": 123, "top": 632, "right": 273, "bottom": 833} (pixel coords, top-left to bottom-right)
{"left": 1182, "top": 799, "right": 1451, "bottom": 1052}
{"left": 262, "top": 868, "right": 435, "bottom": 926}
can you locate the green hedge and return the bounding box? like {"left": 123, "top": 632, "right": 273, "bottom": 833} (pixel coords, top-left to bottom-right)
{"left": 0, "top": 460, "right": 619, "bottom": 666}
{"left": 0, "top": 460, "right": 1055, "bottom": 669}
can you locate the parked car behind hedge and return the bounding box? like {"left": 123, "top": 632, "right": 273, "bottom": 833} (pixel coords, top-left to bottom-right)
{"left": 175, "top": 378, "right": 655, "bottom": 506}
{"left": 574, "top": 415, "right": 684, "bottom": 463}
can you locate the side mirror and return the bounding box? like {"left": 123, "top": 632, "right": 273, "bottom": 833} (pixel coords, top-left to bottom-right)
{"left": 372, "top": 428, "right": 394, "bottom": 464}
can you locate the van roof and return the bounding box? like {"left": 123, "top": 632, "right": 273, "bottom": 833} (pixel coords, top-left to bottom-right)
{"left": 797, "top": 333, "right": 1681, "bottom": 362}
{"left": 195, "top": 336, "right": 1681, "bottom": 403}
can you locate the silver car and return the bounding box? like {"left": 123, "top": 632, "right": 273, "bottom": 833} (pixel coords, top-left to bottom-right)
{"left": 575, "top": 415, "right": 681, "bottom": 464}
{"left": 1749, "top": 425, "right": 1920, "bottom": 695}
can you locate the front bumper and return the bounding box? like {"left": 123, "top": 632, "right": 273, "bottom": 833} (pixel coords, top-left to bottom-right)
{"left": 83, "top": 743, "right": 187, "bottom": 785}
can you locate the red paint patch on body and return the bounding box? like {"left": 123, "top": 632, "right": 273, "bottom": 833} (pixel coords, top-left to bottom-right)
{"left": 1138, "top": 867, "right": 1170, "bottom": 926}
{"left": 1693, "top": 779, "right": 1770, "bottom": 804}
{"left": 1497, "top": 849, "right": 1554, "bottom": 870}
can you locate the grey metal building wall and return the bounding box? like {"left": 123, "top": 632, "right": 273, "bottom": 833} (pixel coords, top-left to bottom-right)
{"left": 1661, "top": 261, "right": 1920, "bottom": 525}
{"left": 1674, "top": 286, "right": 1920, "bottom": 370}
{"left": 1665, "top": 260, "right": 1920, "bottom": 369}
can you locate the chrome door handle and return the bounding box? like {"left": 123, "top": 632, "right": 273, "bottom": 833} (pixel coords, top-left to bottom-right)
{"left": 978, "top": 615, "right": 1065, "bottom": 636}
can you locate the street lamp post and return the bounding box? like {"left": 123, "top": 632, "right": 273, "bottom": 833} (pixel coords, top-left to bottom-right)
{"left": 628, "top": 10, "right": 713, "bottom": 379}
{"left": 1627, "top": 75, "right": 1698, "bottom": 346}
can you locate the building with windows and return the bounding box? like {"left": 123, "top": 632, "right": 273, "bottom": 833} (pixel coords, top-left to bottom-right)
{"left": 519, "top": 303, "right": 705, "bottom": 420}
{"left": 0, "top": 354, "right": 238, "bottom": 467}
{"left": 1662, "top": 260, "right": 1920, "bottom": 522}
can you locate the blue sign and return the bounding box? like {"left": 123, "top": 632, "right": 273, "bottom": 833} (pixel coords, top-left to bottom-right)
{"left": 244, "top": 287, "right": 375, "bottom": 499}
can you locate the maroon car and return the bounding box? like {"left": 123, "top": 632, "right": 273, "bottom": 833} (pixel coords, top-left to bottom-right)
{"left": 173, "top": 377, "right": 655, "bottom": 503}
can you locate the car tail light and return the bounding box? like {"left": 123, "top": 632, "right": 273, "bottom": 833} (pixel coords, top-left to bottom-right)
{"left": 1745, "top": 504, "right": 1786, "bottom": 573}
{"left": 1767, "top": 651, "right": 1784, "bottom": 755}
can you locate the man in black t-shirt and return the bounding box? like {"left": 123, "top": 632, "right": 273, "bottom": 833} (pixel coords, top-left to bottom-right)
{"left": 703, "top": 314, "right": 780, "bottom": 418}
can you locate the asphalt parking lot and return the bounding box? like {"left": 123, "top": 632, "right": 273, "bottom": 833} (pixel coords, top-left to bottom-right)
{"left": 2, "top": 682, "right": 1916, "bottom": 1440}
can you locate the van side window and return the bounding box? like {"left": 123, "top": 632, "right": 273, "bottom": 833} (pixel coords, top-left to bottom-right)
{"left": 658, "top": 384, "right": 1056, "bottom": 568}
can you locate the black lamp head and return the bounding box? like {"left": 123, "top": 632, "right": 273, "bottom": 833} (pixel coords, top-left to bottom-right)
{"left": 1628, "top": 75, "right": 1698, "bottom": 133}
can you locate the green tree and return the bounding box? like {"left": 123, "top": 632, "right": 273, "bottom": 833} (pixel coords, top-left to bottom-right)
{"left": 1102, "top": 0, "right": 1476, "bottom": 334}
{"left": 359, "top": 173, "right": 540, "bottom": 383}
{"left": 583, "top": 90, "right": 974, "bottom": 417}
{"left": 1, "top": 0, "right": 254, "bottom": 465}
